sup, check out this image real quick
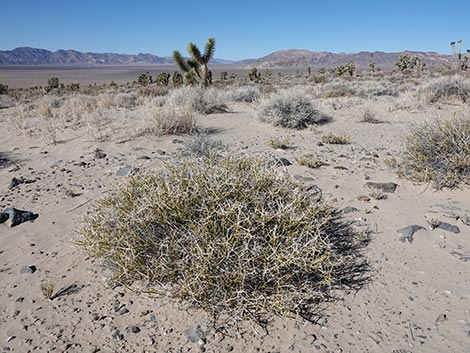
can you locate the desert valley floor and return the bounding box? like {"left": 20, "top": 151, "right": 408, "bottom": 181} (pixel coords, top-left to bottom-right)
{"left": 0, "top": 70, "right": 469, "bottom": 353}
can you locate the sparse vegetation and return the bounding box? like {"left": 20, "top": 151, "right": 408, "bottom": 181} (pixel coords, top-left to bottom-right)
{"left": 295, "top": 153, "right": 328, "bottom": 168}
{"left": 151, "top": 103, "right": 197, "bottom": 135}
{"left": 137, "top": 72, "right": 153, "bottom": 86}
{"left": 183, "top": 134, "right": 225, "bottom": 158}
{"left": 321, "top": 132, "right": 351, "bottom": 144}
{"left": 397, "top": 114, "right": 470, "bottom": 189}
{"left": 421, "top": 75, "right": 470, "bottom": 103}
{"left": 222, "top": 86, "right": 261, "bottom": 102}
{"left": 165, "top": 86, "right": 228, "bottom": 114}
{"left": 79, "top": 155, "right": 369, "bottom": 322}
{"left": 267, "top": 136, "right": 291, "bottom": 150}
{"left": 248, "top": 67, "right": 262, "bottom": 83}
{"left": 258, "top": 88, "right": 330, "bottom": 129}
{"left": 0, "top": 83, "right": 8, "bottom": 95}
{"left": 395, "top": 54, "right": 424, "bottom": 74}
{"left": 45, "top": 77, "right": 60, "bottom": 92}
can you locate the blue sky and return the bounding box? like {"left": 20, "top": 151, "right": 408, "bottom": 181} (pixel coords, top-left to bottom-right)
{"left": 1, "top": 0, "right": 469, "bottom": 60}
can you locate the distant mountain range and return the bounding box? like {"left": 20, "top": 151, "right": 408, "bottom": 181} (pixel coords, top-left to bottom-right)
{"left": 0, "top": 47, "right": 452, "bottom": 69}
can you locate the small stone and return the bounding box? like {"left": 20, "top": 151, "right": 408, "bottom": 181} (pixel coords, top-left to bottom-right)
{"left": 94, "top": 151, "right": 107, "bottom": 159}
{"left": 118, "top": 307, "right": 129, "bottom": 315}
{"left": 136, "top": 155, "right": 150, "bottom": 160}
{"left": 15, "top": 297, "right": 24, "bottom": 303}
{"left": 2, "top": 207, "right": 39, "bottom": 227}
{"left": 111, "top": 329, "right": 124, "bottom": 340}
{"left": 357, "top": 195, "right": 371, "bottom": 202}
{"left": 0, "top": 213, "right": 8, "bottom": 224}
{"left": 397, "top": 225, "right": 426, "bottom": 244}
{"left": 436, "top": 222, "right": 460, "bottom": 234}
{"left": 20, "top": 265, "right": 37, "bottom": 274}
{"left": 5, "top": 336, "right": 15, "bottom": 343}
{"left": 340, "top": 207, "right": 359, "bottom": 215}
{"left": 127, "top": 326, "right": 141, "bottom": 334}
{"left": 364, "top": 182, "right": 398, "bottom": 193}
{"left": 116, "top": 166, "right": 133, "bottom": 177}
{"left": 184, "top": 325, "right": 206, "bottom": 343}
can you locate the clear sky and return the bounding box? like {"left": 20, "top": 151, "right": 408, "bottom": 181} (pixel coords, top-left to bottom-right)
{"left": 1, "top": 0, "right": 469, "bottom": 60}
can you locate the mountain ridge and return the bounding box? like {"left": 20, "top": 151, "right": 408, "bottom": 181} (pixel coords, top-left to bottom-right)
{"left": 0, "top": 47, "right": 452, "bottom": 69}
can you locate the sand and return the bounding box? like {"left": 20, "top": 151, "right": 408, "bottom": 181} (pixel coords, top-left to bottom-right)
{"left": 0, "top": 75, "right": 469, "bottom": 353}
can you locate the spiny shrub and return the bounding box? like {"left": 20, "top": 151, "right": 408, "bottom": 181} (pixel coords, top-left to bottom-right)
{"left": 66, "top": 82, "right": 80, "bottom": 92}
{"left": 79, "top": 155, "right": 369, "bottom": 322}
{"left": 166, "top": 86, "right": 228, "bottom": 114}
{"left": 45, "top": 77, "right": 60, "bottom": 92}
{"left": 137, "top": 72, "right": 153, "bottom": 86}
{"left": 156, "top": 72, "right": 171, "bottom": 86}
{"left": 222, "top": 86, "right": 261, "bottom": 102}
{"left": 397, "top": 114, "right": 470, "bottom": 189}
{"left": 172, "top": 71, "right": 184, "bottom": 87}
{"left": 258, "top": 88, "right": 330, "bottom": 129}
{"left": 421, "top": 75, "right": 470, "bottom": 103}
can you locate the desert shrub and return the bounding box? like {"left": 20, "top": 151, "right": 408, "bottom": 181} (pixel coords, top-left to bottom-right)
{"left": 267, "top": 136, "right": 291, "bottom": 150}
{"left": 258, "top": 88, "right": 330, "bottom": 129}
{"left": 137, "top": 72, "right": 153, "bottom": 86}
{"left": 421, "top": 75, "right": 470, "bottom": 103}
{"left": 79, "top": 155, "right": 369, "bottom": 322}
{"left": 138, "top": 85, "right": 169, "bottom": 97}
{"left": 321, "top": 132, "right": 351, "bottom": 144}
{"left": 156, "top": 72, "right": 171, "bottom": 86}
{"left": 151, "top": 103, "right": 197, "bottom": 135}
{"left": 165, "top": 86, "right": 228, "bottom": 114}
{"left": 397, "top": 114, "right": 470, "bottom": 189}
{"left": 45, "top": 77, "right": 60, "bottom": 92}
{"left": 222, "top": 86, "right": 261, "bottom": 102}
{"left": 0, "top": 83, "right": 8, "bottom": 95}
{"left": 183, "top": 134, "right": 225, "bottom": 158}
{"left": 295, "top": 153, "right": 328, "bottom": 168}
{"left": 66, "top": 82, "right": 80, "bottom": 92}
{"left": 115, "top": 92, "right": 138, "bottom": 108}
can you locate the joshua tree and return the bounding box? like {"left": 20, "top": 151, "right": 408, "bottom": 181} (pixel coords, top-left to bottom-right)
{"left": 172, "top": 37, "right": 216, "bottom": 86}
{"left": 450, "top": 39, "right": 469, "bottom": 70}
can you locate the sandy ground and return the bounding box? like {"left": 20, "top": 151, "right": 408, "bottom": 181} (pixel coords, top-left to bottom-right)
{"left": 0, "top": 79, "right": 469, "bottom": 353}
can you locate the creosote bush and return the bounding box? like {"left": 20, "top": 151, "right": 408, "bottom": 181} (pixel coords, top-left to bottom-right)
{"left": 79, "top": 155, "right": 369, "bottom": 322}
{"left": 397, "top": 114, "right": 470, "bottom": 189}
{"left": 258, "top": 88, "right": 330, "bottom": 129}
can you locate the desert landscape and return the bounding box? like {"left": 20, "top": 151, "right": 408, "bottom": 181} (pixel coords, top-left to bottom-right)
{"left": 0, "top": 19, "right": 470, "bottom": 353}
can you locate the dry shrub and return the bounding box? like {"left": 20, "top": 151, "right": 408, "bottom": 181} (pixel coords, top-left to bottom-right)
{"left": 79, "top": 155, "right": 369, "bottom": 323}
{"left": 397, "top": 114, "right": 470, "bottom": 189}
{"left": 222, "top": 86, "right": 261, "bottom": 102}
{"left": 321, "top": 132, "right": 351, "bottom": 144}
{"left": 421, "top": 75, "right": 470, "bottom": 103}
{"left": 183, "top": 135, "right": 225, "bottom": 158}
{"left": 258, "top": 88, "right": 330, "bottom": 129}
{"left": 138, "top": 85, "right": 169, "bottom": 97}
{"left": 295, "top": 153, "right": 328, "bottom": 168}
{"left": 151, "top": 103, "right": 197, "bottom": 135}
{"left": 166, "top": 86, "right": 228, "bottom": 114}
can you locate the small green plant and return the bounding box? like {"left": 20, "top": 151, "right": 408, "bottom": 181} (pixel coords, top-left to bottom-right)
{"left": 321, "top": 132, "right": 351, "bottom": 144}
{"left": 45, "top": 77, "right": 60, "bottom": 92}
{"left": 173, "top": 37, "right": 216, "bottom": 86}
{"left": 0, "top": 83, "right": 8, "bottom": 95}
{"left": 248, "top": 67, "right": 262, "bottom": 83}
{"left": 137, "top": 72, "right": 153, "bottom": 86}
{"left": 41, "top": 282, "right": 55, "bottom": 300}
{"left": 79, "top": 155, "right": 369, "bottom": 323}
{"left": 295, "top": 153, "right": 328, "bottom": 168}
{"left": 395, "top": 54, "right": 423, "bottom": 74}
{"left": 267, "top": 136, "right": 291, "bottom": 150}
{"left": 219, "top": 71, "right": 228, "bottom": 80}
{"left": 172, "top": 71, "right": 183, "bottom": 87}
{"left": 334, "top": 62, "right": 355, "bottom": 77}
{"left": 66, "top": 82, "right": 80, "bottom": 92}
{"left": 156, "top": 72, "right": 171, "bottom": 86}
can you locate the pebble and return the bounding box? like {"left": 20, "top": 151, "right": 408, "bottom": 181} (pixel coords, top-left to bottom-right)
{"left": 364, "top": 182, "right": 398, "bottom": 193}
{"left": 94, "top": 151, "right": 107, "bottom": 159}
{"left": 111, "top": 329, "right": 124, "bottom": 340}
{"left": 127, "top": 326, "right": 141, "bottom": 334}
{"left": 436, "top": 222, "right": 460, "bottom": 234}
{"left": 20, "top": 265, "right": 37, "bottom": 274}
{"left": 397, "top": 225, "right": 426, "bottom": 243}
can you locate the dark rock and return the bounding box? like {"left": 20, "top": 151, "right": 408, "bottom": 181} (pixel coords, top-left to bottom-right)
{"left": 0, "top": 212, "right": 8, "bottom": 224}
{"left": 8, "top": 177, "right": 35, "bottom": 189}
{"left": 397, "top": 225, "right": 426, "bottom": 243}
{"left": 364, "top": 182, "right": 398, "bottom": 193}
{"left": 15, "top": 297, "right": 24, "bottom": 303}
{"left": 2, "top": 207, "right": 38, "bottom": 227}
{"left": 127, "top": 326, "right": 141, "bottom": 333}
{"left": 183, "top": 325, "right": 206, "bottom": 343}
{"left": 118, "top": 307, "right": 129, "bottom": 315}
{"left": 20, "top": 265, "right": 37, "bottom": 274}
{"left": 136, "top": 155, "right": 151, "bottom": 160}
{"left": 436, "top": 222, "right": 460, "bottom": 234}
{"left": 172, "top": 139, "right": 184, "bottom": 144}
{"left": 94, "top": 151, "right": 107, "bottom": 159}
{"left": 111, "top": 329, "right": 124, "bottom": 340}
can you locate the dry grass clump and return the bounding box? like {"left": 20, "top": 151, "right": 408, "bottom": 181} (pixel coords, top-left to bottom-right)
{"left": 397, "top": 114, "right": 470, "bottom": 189}
{"left": 222, "top": 86, "right": 261, "bottom": 102}
{"left": 321, "top": 132, "right": 351, "bottom": 144}
{"left": 267, "top": 136, "right": 291, "bottom": 150}
{"left": 79, "top": 155, "right": 369, "bottom": 322}
{"left": 357, "top": 107, "right": 381, "bottom": 124}
{"left": 421, "top": 75, "right": 470, "bottom": 103}
{"left": 258, "top": 88, "right": 330, "bottom": 129}
{"left": 166, "top": 86, "right": 228, "bottom": 114}
{"left": 151, "top": 103, "right": 197, "bottom": 135}
{"left": 295, "top": 153, "right": 328, "bottom": 168}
